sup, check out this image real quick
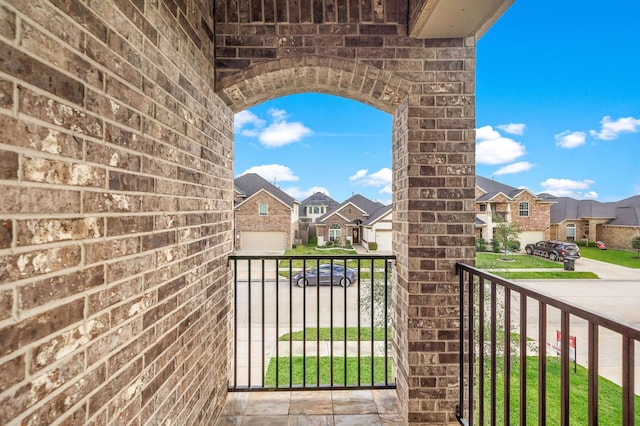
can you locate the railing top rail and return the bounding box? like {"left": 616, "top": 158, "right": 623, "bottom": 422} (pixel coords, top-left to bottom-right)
{"left": 456, "top": 262, "right": 640, "bottom": 340}
{"left": 229, "top": 254, "right": 397, "bottom": 260}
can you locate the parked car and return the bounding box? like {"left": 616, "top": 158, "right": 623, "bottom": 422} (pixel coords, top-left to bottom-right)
{"left": 524, "top": 240, "right": 581, "bottom": 261}
{"left": 292, "top": 263, "right": 357, "bottom": 287}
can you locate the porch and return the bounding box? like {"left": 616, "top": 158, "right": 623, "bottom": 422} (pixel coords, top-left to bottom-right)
{"left": 225, "top": 254, "right": 639, "bottom": 425}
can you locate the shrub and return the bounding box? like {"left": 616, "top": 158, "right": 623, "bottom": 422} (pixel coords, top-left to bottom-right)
{"left": 476, "top": 238, "right": 486, "bottom": 252}
{"left": 308, "top": 236, "right": 318, "bottom": 247}
{"left": 368, "top": 242, "right": 378, "bottom": 251}
{"left": 492, "top": 239, "right": 500, "bottom": 253}
{"left": 506, "top": 240, "right": 521, "bottom": 252}
{"left": 631, "top": 235, "right": 640, "bottom": 257}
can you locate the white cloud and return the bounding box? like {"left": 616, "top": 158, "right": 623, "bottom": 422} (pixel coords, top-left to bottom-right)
{"left": 234, "top": 110, "right": 264, "bottom": 132}
{"left": 349, "top": 169, "right": 369, "bottom": 181}
{"left": 555, "top": 130, "right": 586, "bottom": 149}
{"left": 476, "top": 125, "right": 527, "bottom": 165}
{"left": 239, "top": 164, "right": 299, "bottom": 183}
{"left": 540, "top": 178, "right": 598, "bottom": 199}
{"left": 259, "top": 121, "right": 312, "bottom": 147}
{"left": 235, "top": 108, "right": 312, "bottom": 147}
{"left": 284, "top": 186, "right": 331, "bottom": 200}
{"left": 494, "top": 161, "right": 534, "bottom": 176}
{"left": 350, "top": 168, "right": 392, "bottom": 194}
{"left": 497, "top": 123, "right": 526, "bottom": 135}
{"left": 589, "top": 116, "right": 640, "bottom": 140}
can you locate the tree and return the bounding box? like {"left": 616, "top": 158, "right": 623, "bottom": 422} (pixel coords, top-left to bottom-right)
{"left": 631, "top": 235, "right": 640, "bottom": 258}
{"left": 493, "top": 221, "right": 522, "bottom": 258}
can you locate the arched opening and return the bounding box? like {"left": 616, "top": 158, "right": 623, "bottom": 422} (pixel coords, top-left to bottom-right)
{"left": 220, "top": 40, "right": 477, "bottom": 422}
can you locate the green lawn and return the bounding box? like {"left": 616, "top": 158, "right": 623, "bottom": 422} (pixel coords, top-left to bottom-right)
{"left": 579, "top": 246, "right": 640, "bottom": 268}
{"left": 493, "top": 271, "right": 599, "bottom": 280}
{"left": 279, "top": 327, "right": 390, "bottom": 341}
{"left": 283, "top": 245, "right": 357, "bottom": 256}
{"left": 264, "top": 356, "right": 392, "bottom": 387}
{"left": 483, "top": 356, "right": 640, "bottom": 425}
{"left": 278, "top": 245, "right": 390, "bottom": 270}
{"left": 476, "top": 253, "right": 563, "bottom": 269}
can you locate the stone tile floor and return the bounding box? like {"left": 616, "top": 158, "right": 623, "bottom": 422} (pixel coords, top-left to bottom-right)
{"left": 214, "top": 389, "right": 406, "bottom": 425}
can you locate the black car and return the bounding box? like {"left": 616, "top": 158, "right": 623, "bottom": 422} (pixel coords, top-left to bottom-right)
{"left": 292, "top": 264, "right": 357, "bottom": 287}
{"left": 524, "top": 240, "right": 581, "bottom": 261}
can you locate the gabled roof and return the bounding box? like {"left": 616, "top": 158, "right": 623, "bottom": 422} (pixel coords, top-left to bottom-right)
{"left": 609, "top": 207, "right": 640, "bottom": 226}
{"left": 475, "top": 176, "right": 550, "bottom": 203}
{"left": 549, "top": 197, "right": 616, "bottom": 223}
{"left": 234, "top": 173, "right": 296, "bottom": 208}
{"left": 363, "top": 204, "right": 392, "bottom": 226}
{"left": 317, "top": 194, "right": 384, "bottom": 223}
{"left": 300, "top": 192, "right": 339, "bottom": 213}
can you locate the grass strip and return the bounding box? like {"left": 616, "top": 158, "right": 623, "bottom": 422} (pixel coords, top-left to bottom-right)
{"left": 264, "top": 356, "right": 392, "bottom": 387}
{"left": 492, "top": 271, "right": 599, "bottom": 279}
{"left": 278, "top": 327, "right": 390, "bottom": 341}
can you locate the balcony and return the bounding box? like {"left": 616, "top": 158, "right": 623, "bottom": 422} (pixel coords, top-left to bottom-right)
{"left": 456, "top": 263, "right": 639, "bottom": 425}
{"left": 221, "top": 255, "right": 639, "bottom": 424}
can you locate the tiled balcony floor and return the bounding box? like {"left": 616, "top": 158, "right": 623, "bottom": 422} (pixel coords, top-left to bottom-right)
{"left": 214, "top": 389, "right": 406, "bottom": 425}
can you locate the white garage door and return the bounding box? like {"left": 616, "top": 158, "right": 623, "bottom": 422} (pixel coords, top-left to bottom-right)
{"left": 519, "top": 231, "right": 545, "bottom": 248}
{"left": 376, "top": 230, "right": 392, "bottom": 252}
{"left": 240, "top": 231, "right": 287, "bottom": 251}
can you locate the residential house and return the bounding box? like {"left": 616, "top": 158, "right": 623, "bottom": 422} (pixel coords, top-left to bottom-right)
{"left": 362, "top": 204, "right": 393, "bottom": 252}
{"left": 234, "top": 173, "right": 299, "bottom": 251}
{"left": 548, "top": 195, "right": 640, "bottom": 249}
{"left": 316, "top": 194, "right": 384, "bottom": 246}
{"left": 475, "top": 176, "right": 555, "bottom": 247}
{"left": 299, "top": 192, "right": 339, "bottom": 223}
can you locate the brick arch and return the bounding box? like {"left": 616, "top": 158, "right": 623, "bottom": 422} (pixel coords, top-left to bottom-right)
{"left": 215, "top": 56, "right": 411, "bottom": 114}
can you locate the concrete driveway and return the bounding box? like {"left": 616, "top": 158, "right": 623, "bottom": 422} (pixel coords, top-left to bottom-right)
{"left": 512, "top": 257, "right": 639, "bottom": 393}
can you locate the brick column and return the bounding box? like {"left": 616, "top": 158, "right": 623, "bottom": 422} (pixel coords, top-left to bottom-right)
{"left": 392, "top": 37, "right": 477, "bottom": 425}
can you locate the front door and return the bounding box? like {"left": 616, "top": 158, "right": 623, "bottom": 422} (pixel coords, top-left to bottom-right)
{"left": 352, "top": 228, "right": 359, "bottom": 244}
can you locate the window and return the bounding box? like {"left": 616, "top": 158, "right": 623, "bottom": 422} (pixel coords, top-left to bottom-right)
{"left": 258, "top": 202, "right": 268, "bottom": 216}
{"left": 566, "top": 224, "right": 576, "bottom": 241}
{"left": 479, "top": 204, "right": 487, "bottom": 212}
{"left": 313, "top": 206, "right": 320, "bottom": 214}
{"left": 519, "top": 202, "right": 529, "bottom": 217}
{"left": 329, "top": 224, "right": 341, "bottom": 241}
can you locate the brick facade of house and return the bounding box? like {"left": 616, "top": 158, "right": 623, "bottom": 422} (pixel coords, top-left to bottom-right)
{"left": 234, "top": 191, "right": 294, "bottom": 250}
{"left": 512, "top": 192, "right": 552, "bottom": 233}
{"left": 0, "top": 0, "right": 485, "bottom": 424}
{"left": 599, "top": 225, "right": 640, "bottom": 249}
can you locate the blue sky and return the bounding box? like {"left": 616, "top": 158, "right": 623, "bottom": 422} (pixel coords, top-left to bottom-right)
{"left": 234, "top": 0, "right": 640, "bottom": 204}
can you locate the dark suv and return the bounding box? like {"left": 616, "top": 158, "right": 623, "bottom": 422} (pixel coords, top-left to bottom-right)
{"left": 524, "top": 240, "right": 581, "bottom": 261}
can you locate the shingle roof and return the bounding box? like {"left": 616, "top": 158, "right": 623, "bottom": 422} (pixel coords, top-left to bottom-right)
{"left": 299, "top": 192, "right": 339, "bottom": 213}
{"left": 363, "top": 204, "right": 392, "bottom": 226}
{"left": 548, "top": 195, "right": 640, "bottom": 226}
{"left": 476, "top": 176, "right": 525, "bottom": 200}
{"left": 317, "top": 193, "right": 384, "bottom": 222}
{"left": 234, "top": 173, "right": 296, "bottom": 208}
{"left": 609, "top": 207, "right": 640, "bottom": 226}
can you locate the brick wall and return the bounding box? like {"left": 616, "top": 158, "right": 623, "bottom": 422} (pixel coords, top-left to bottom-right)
{"left": 600, "top": 225, "right": 640, "bottom": 250}
{"left": 0, "top": 1, "right": 233, "bottom": 424}
{"left": 213, "top": 2, "right": 477, "bottom": 417}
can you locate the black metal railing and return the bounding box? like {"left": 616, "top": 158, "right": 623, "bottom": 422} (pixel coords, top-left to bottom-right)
{"left": 456, "top": 263, "right": 639, "bottom": 425}
{"left": 228, "top": 254, "right": 396, "bottom": 391}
